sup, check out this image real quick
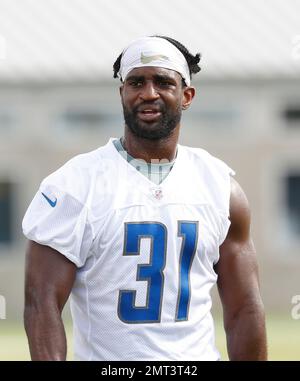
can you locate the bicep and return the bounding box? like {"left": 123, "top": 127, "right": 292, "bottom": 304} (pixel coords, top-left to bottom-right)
{"left": 216, "top": 237, "right": 261, "bottom": 318}
{"left": 25, "top": 240, "right": 77, "bottom": 312}
{"left": 215, "top": 178, "right": 262, "bottom": 320}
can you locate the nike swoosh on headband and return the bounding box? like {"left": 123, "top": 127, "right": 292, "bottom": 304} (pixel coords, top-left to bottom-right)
{"left": 41, "top": 192, "right": 57, "bottom": 208}
{"left": 140, "top": 53, "right": 169, "bottom": 64}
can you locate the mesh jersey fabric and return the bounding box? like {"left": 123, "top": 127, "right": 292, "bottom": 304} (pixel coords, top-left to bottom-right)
{"left": 22, "top": 138, "right": 234, "bottom": 360}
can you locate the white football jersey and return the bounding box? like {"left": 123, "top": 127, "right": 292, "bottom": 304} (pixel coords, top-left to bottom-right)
{"left": 22, "top": 138, "right": 234, "bottom": 361}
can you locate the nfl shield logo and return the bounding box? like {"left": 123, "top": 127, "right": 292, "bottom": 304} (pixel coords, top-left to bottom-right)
{"left": 154, "top": 189, "right": 163, "bottom": 200}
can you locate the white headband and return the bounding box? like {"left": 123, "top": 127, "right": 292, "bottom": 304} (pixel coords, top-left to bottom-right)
{"left": 119, "top": 37, "right": 191, "bottom": 86}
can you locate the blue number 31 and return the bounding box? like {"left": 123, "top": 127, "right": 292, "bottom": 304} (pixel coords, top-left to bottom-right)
{"left": 118, "top": 221, "right": 198, "bottom": 323}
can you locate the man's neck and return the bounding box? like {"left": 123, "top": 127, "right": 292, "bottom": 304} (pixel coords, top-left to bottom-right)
{"left": 122, "top": 127, "right": 179, "bottom": 163}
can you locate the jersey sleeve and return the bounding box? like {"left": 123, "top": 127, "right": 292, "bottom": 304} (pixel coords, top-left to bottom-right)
{"left": 217, "top": 164, "right": 235, "bottom": 247}
{"left": 205, "top": 155, "right": 235, "bottom": 247}
{"left": 22, "top": 181, "right": 94, "bottom": 268}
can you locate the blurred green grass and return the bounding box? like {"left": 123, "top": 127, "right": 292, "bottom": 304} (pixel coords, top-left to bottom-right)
{"left": 0, "top": 315, "right": 299, "bottom": 360}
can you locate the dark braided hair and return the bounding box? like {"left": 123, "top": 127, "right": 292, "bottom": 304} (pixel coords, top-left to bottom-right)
{"left": 113, "top": 35, "right": 201, "bottom": 85}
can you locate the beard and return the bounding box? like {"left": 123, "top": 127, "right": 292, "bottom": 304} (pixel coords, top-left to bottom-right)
{"left": 122, "top": 101, "right": 182, "bottom": 140}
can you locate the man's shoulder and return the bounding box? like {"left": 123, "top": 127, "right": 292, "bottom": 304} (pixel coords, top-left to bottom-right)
{"left": 180, "top": 144, "right": 234, "bottom": 173}
{"left": 44, "top": 147, "right": 100, "bottom": 180}
{"left": 40, "top": 141, "right": 113, "bottom": 200}
{"left": 181, "top": 144, "right": 225, "bottom": 162}
{"left": 64, "top": 139, "right": 114, "bottom": 169}
{"left": 62, "top": 146, "right": 103, "bottom": 171}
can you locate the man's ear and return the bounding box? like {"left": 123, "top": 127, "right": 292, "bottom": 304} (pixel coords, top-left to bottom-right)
{"left": 182, "top": 86, "right": 196, "bottom": 110}
{"left": 119, "top": 84, "right": 124, "bottom": 97}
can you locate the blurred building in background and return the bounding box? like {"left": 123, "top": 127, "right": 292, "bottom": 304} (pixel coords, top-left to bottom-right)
{"left": 0, "top": 0, "right": 300, "bottom": 321}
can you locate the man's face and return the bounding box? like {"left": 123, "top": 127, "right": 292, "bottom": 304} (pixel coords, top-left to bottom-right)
{"left": 120, "top": 67, "right": 189, "bottom": 140}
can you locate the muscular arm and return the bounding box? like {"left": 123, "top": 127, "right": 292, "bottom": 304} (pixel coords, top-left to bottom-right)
{"left": 215, "top": 178, "right": 267, "bottom": 360}
{"left": 24, "top": 240, "right": 77, "bottom": 360}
